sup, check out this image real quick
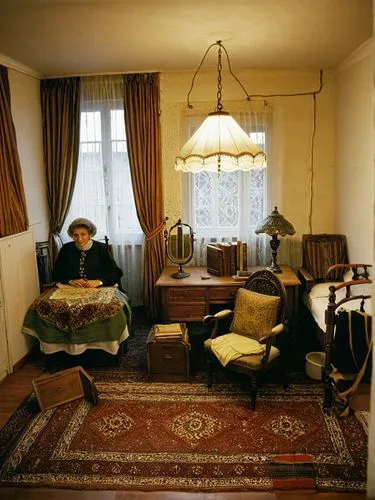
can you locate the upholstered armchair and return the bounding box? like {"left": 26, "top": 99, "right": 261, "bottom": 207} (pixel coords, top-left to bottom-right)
{"left": 203, "top": 269, "right": 288, "bottom": 410}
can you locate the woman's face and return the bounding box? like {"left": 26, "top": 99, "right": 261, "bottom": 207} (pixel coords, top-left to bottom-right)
{"left": 72, "top": 226, "right": 91, "bottom": 248}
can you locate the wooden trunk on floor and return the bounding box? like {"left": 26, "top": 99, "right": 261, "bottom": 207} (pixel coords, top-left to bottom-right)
{"left": 146, "top": 325, "right": 190, "bottom": 381}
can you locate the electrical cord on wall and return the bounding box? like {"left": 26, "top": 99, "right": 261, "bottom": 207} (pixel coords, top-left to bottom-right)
{"left": 245, "top": 70, "right": 324, "bottom": 235}
{"left": 308, "top": 93, "right": 317, "bottom": 234}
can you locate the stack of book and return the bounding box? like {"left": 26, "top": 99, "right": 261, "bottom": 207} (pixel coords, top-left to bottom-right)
{"left": 206, "top": 241, "right": 248, "bottom": 276}
{"left": 153, "top": 323, "right": 188, "bottom": 343}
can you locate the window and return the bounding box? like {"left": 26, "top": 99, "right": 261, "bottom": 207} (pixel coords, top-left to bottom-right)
{"left": 63, "top": 106, "right": 141, "bottom": 242}
{"left": 184, "top": 109, "right": 270, "bottom": 266}
{"left": 63, "top": 75, "right": 143, "bottom": 305}
{"left": 190, "top": 132, "right": 266, "bottom": 238}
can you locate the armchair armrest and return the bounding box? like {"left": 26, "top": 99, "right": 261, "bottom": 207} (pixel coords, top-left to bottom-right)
{"left": 203, "top": 309, "right": 233, "bottom": 339}
{"left": 203, "top": 309, "right": 233, "bottom": 325}
{"left": 298, "top": 267, "right": 314, "bottom": 292}
{"left": 259, "top": 323, "right": 285, "bottom": 344}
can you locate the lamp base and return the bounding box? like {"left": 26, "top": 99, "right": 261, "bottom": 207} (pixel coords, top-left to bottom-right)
{"left": 266, "top": 264, "right": 282, "bottom": 274}
{"left": 268, "top": 234, "right": 281, "bottom": 273}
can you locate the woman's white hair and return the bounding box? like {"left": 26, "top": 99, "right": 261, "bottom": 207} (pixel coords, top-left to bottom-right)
{"left": 67, "top": 218, "right": 97, "bottom": 237}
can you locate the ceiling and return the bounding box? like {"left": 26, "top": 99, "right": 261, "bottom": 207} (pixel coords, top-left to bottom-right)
{"left": 0, "top": 0, "right": 373, "bottom": 77}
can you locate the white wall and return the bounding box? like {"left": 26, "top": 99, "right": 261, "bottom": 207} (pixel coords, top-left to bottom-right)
{"left": 335, "top": 40, "right": 374, "bottom": 263}
{"left": 334, "top": 38, "right": 374, "bottom": 498}
{"left": 6, "top": 65, "right": 49, "bottom": 243}
{"left": 160, "top": 68, "right": 336, "bottom": 269}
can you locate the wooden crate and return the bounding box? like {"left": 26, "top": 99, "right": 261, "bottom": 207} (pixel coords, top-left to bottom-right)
{"left": 32, "top": 366, "right": 98, "bottom": 411}
{"left": 146, "top": 324, "right": 190, "bottom": 381}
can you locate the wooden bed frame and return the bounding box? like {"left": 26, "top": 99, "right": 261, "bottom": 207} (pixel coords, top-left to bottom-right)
{"left": 323, "top": 265, "right": 372, "bottom": 408}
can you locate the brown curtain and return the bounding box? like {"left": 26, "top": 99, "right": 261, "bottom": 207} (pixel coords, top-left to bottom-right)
{"left": 40, "top": 77, "right": 80, "bottom": 260}
{"left": 123, "top": 73, "right": 165, "bottom": 317}
{"left": 0, "top": 65, "right": 29, "bottom": 237}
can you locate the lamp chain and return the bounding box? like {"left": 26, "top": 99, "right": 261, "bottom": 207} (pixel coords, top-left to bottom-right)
{"left": 216, "top": 43, "right": 223, "bottom": 112}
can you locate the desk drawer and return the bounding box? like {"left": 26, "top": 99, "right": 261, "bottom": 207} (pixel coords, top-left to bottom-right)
{"left": 168, "top": 303, "right": 207, "bottom": 321}
{"left": 208, "top": 286, "right": 239, "bottom": 302}
{"left": 169, "top": 287, "right": 206, "bottom": 302}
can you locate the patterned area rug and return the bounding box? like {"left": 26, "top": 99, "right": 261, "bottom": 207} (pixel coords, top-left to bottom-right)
{"left": 0, "top": 381, "right": 368, "bottom": 491}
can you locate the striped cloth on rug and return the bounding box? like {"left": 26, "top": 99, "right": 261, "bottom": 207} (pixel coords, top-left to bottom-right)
{"left": 269, "top": 454, "right": 316, "bottom": 489}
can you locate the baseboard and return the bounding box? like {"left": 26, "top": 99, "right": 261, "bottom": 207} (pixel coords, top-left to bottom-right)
{"left": 12, "top": 346, "right": 40, "bottom": 373}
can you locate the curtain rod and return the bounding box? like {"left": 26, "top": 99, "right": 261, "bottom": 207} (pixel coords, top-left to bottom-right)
{"left": 45, "top": 69, "right": 159, "bottom": 79}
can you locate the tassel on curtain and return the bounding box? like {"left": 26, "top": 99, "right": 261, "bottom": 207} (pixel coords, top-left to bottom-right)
{"left": 0, "top": 65, "right": 29, "bottom": 237}
{"left": 40, "top": 77, "right": 81, "bottom": 262}
{"left": 123, "top": 73, "right": 165, "bottom": 318}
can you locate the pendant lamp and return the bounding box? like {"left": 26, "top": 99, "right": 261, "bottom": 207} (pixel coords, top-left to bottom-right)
{"left": 175, "top": 41, "right": 266, "bottom": 174}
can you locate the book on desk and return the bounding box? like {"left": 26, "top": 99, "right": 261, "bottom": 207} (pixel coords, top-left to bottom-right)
{"left": 207, "top": 242, "right": 247, "bottom": 277}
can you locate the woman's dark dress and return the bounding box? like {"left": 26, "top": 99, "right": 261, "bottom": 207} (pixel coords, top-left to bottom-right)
{"left": 52, "top": 240, "right": 123, "bottom": 287}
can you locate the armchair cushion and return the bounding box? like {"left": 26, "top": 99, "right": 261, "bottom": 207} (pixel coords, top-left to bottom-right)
{"left": 230, "top": 288, "right": 280, "bottom": 341}
{"left": 210, "top": 333, "right": 266, "bottom": 367}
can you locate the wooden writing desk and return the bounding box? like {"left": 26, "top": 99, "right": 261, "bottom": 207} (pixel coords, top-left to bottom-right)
{"left": 155, "top": 265, "right": 300, "bottom": 330}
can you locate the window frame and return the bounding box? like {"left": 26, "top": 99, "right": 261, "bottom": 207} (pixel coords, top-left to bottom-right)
{"left": 63, "top": 100, "right": 142, "bottom": 242}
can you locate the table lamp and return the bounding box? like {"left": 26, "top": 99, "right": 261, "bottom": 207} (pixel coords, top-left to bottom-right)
{"left": 255, "top": 206, "right": 295, "bottom": 273}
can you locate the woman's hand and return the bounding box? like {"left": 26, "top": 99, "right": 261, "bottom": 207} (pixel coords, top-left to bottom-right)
{"left": 84, "top": 279, "right": 102, "bottom": 288}
{"left": 68, "top": 279, "right": 87, "bottom": 287}
{"left": 68, "top": 279, "right": 102, "bottom": 288}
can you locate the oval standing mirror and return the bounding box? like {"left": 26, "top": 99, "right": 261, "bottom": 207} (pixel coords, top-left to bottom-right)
{"left": 164, "top": 219, "right": 194, "bottom": 279}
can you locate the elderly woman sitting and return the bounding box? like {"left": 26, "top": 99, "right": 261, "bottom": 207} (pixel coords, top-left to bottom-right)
{"left": 53, "top": 217, "right": 123, "bottom": 288}
{"left": 22, "top": 218, "right": 131, "bottom": 360}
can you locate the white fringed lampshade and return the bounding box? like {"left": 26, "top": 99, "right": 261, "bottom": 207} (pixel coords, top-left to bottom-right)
{"left": 175, "top": 111, "right": 266, "bottom": 173}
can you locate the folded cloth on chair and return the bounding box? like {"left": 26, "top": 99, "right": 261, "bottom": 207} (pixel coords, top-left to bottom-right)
{"left": 211, "top": 333, "right": 266, "bottom": 367}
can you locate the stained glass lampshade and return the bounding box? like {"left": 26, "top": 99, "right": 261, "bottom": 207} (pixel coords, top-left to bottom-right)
{"left": 255, "top": 206, "right": 295, "bottom": 273}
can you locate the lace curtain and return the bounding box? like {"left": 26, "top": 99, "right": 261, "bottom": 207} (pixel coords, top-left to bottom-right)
{"left": 62, "top": 75, "right": 144, "bottom": 305}
{"left": 183, "top": 103, "right": 271, "bottom": 268}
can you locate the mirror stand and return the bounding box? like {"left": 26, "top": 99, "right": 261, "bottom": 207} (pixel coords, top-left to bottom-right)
{"left": 164, "top": 219, "right": 195, "bottom": 279}
{"left": 172, "top": 263, "right": 191, "bottom": 280}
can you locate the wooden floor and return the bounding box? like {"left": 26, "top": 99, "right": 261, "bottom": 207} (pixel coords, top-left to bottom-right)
{"left": 0, "top": 356, "right": 367, "bottom": 500}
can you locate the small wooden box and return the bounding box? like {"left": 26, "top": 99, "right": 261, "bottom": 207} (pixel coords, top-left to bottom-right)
{"left": 146, "top": 324, "right": 190, "bottom": 381}
{"left": 32, "top": 366, "right": 98, "bottom": 411}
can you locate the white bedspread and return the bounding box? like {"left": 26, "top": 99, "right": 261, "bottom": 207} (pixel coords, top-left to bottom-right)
{"left": 303, "top": 279, "right": 372, "bottom": 332}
